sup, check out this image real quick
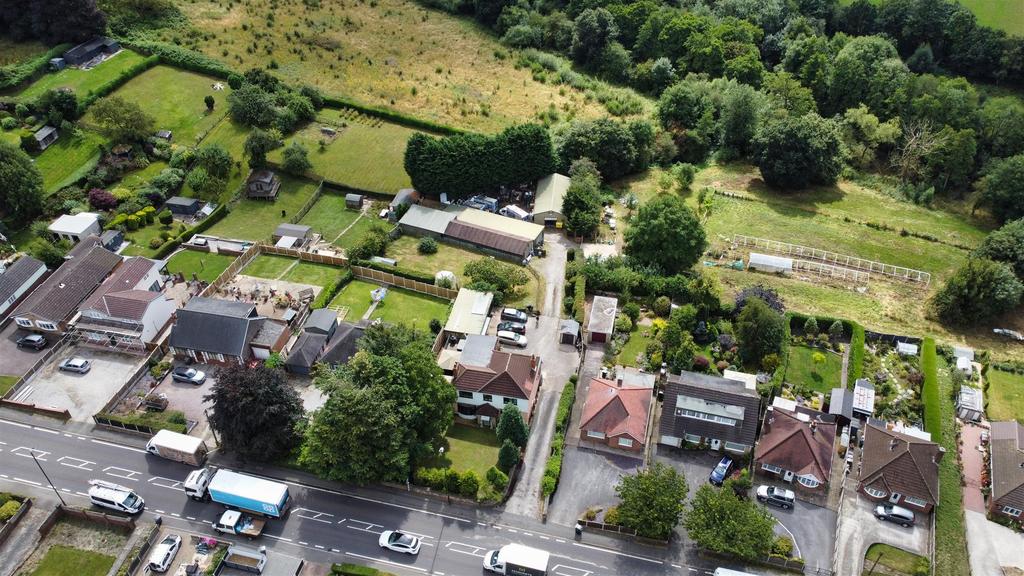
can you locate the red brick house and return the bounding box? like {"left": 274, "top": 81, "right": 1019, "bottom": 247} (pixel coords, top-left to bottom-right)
{"left": 754, "top": 406, "right": 837, "bottom": 491}
{"left": 858, "top": 421, "right": 943, "bottom": 513}
{"left": 579, "top": 374, "right": 653, "bottom": 453}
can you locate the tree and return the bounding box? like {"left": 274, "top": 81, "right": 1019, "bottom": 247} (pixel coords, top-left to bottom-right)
{"left": 977, "top": 155, "right": 1024, "bottom": 223}
{"left": 979, "top": 97, "right": 1024, "bottom": 159}
{"left": 562, "top": 161, "right": 602, "bottom": 237}
{"left": 204, "top": 95, "right": 215, "bottom": 111}
{"left": 624, "top": 194, "right": 707, "bottom": 275}
{"left": 35, "top": 89, "right": 79, "bottom": 125}
{"left": 931, "top": 259, "right": 1023, "bottom": 327}
{"left": 90, "top": 96, "right": 155, "bottom": 144}
{"left": 684, "top": 482, "right": 776, "bottom": 561}
{"left": 804, "top": 316, "right": 819, "bottom": 336}
{"left": 0, "top": 141, "right": 44, "bottom": 221}
{"left": 496, "top": 404, "right": 529, "bottom": 449}
{"left": 751, "top": 113, "right": 844, "bottom": 189}
{"left": 736, "top": 298, "right": 785, "bottom": 367}
{"left": 828, "top": 320, "right": 844, "bottom": 341}
{"left": 244, "top": 128, "right": 281, "bottom": 168}
{"left": 719, "top": 84, "right": 764, "bottom": 160}
{"left": 829, "top": 36, "right": 909, "bottom": 118}
{"left": 572, "top": 9, "right": 619, "bottom": 69}
{"left": 1, "top": 0, "right": 106, "bottom": 44}
{"left": 615, "top": 463, "right": 688, "bottom": 540}
{"left": 158, "top": 209, "right": 173, "bottom": 225}
{"left": 498, "top": 439, "right": 519, "bottom": 472}
{"left": 554, "top": 118, "right": 644, "bottom": 181}
{"left": 195, "top": 145, "right": 233, "bottom": 179}
{"left": 923, "top": 126, "right": 976, "bottom": 192}
{"left": 841, "top": 105, "right": 900, "bottom": 170}
{"left": 228, "top": 84, "right": 276, "bottom": 127}
{"left": 464, "top": 259, "right": 530, "bottom": 305}
{"left": 205, "top": 365, "right": 303, "bottom": 462}
{"left": 975, "top": 219, "right": 1024, "bottom": 279}
{"left": 88, "top": 188, "right": 117, "bottom": 210}
{"left": 282, "top": 142, "right": 312, "bottom": 175}
{"left": 762, "top": 71, "right": 816, "bottom": 116}
{"left": 891, "top": 120, "right": 947, "bottom": 183}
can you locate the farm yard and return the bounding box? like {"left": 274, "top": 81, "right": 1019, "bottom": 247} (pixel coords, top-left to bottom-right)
{"left": 206, "top": 175, "right": 321, "bottom": 241}
{"left": 7, "top": 49, "right": 149, "bottom": 100}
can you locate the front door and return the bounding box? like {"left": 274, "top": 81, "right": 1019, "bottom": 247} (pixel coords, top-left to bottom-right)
{"left": 709, "top": 439, "right": 722, "bottom": 451}
{"left": 889, "top": 492, "right": 902, "bottom": 504}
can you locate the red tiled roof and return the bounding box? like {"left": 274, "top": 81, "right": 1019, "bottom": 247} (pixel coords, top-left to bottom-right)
{"left": 453, "top": 350, "right": 538, "bottom": 401}
{"left": 859, "top": 421, "right": 943, "bottom": 505}
{"left": 579, "top": 377, "right": 652, "bottom": 442}
{"left": 81, "top": 257, "right": 161, "bottom": 320}
{"left": 754, "top": 408, "right": 836, "bottom": 482}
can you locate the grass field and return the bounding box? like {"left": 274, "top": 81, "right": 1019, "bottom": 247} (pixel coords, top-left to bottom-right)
{"left": 864, "top": 543, "right": 929, "bottom": 576}
{"left": 11, "top": 50, "right": 149, "bottom": 101}
{"left": 29, "top": 545, "right": 115, "bottom": 576}
{"left": 207, "top": 175, "right": 321, "bottom": 240}
{"left": 298, "top": 194, "right": 363, "bottom": 241}
{"left": 165, "top": 250, "right": 235, "bottom": 283}
{"left": 282, "top": 261, "right": 345, "bottom": 289}
{"left": 88, "top": 65, "right": 230, "bottom": 145}
{"left": 36, "top": 130, "right": 107, "bottom": 193}
{"left": 333, "top": 216, "right": 385, "bottom": 251}
{"left": 369, "top": 286, "right": 451, "bottom": 330}
{"left": 0, "top": 39, "right": 48, "bottom": 66}
{"left": 328, "top": 279, "right": 379, "bottom": 321}
{"left": 270, "top": 112, "right": 416, "bottom": 194}
{"left": 835, "top": 0, "right": 1024, "bottom": 35}
{"left": 0, "top": 375, "right": 19, "bottom": 396}
{"left": 985, "top": 368, "right": 1024, "bottom": 422}
{"left": 785, "top": 345, "right": 843, "bottom": 393}
{"left": 241, "top": 255, "right": 295, "bottom": 280}
{"left": 419, "top": 425, "right": 501, "bottom": 479}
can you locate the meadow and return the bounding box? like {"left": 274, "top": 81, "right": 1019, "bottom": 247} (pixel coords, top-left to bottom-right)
{"left": 10, "top": 50, "right": 148, "bottom": 100}
{"left": 837, "top": 0, "right": 1024, "bottom": 36}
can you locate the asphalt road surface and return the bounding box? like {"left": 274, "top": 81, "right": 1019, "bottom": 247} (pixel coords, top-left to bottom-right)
{"left": 0, "top": 418, "right": 746, "bottom": 576}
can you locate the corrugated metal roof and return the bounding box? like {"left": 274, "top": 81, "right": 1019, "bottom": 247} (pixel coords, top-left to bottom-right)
{"left": 534, "top": 173, "right": 570, "bottom": 216}
{"left": 445, "top": 220, "right": 532, "bottom": 258}
{"left": 398, "top": 205, "right": 456, "bottom": 236}
{"left": 453, "top": 207, "right": 543, "bottom": 241}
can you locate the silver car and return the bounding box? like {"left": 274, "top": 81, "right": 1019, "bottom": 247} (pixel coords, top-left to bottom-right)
{"left": 147, "top": 534, "right": 182, "bottom": 573}
{"left": 496, "top": 330, "right": 528, "bottom": 348}
{"left": 59, "top": 357, "right": 91, "bottom": 373}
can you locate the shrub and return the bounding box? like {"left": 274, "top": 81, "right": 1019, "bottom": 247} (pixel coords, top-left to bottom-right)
{"left": 622, "top": 301, "right": 641, "bottom": 323}
{"left": 541, "top": 475, "right": 556, "bottom": 497}
{"left": 459, "top": 471, "right": 480, "bottom": 498}
{"left": 498, "top": 439, "right": 519, "bottom": 472}
{"left": 414, "top": 467, "right": 447, "bottom": 490}
{"left": 158, "top": 209, "right": 173, "bottom": 225}
{"left": 0, "top": 117, "right": 16, "bottom": 130}
{"left": 148, "top": 237, "right": 163, "bottom": 249}
{"left": 486, "top": 466, "right": 508, "bottom": 491}
{"left": 772, "top": 536, "right": 794, "bottom": 557}
{"left": 418, "top": 237, "right": 438, "bottom": 255}
{"left": 614, "top": 314, "right": 632, "bottom": 334}
{"left": 573, "top": 276, "right": 586, "bottom": 323}
{"left": 653, "top": 295, "right": 672, "bottom": 317}
{"left": 311, "top": 269, "right": 354, "bottom": 309}
{"left": 804, "top": 316, "right": 819, "bottom": 336}
{"left": 429, "top": 318, "right": 442, "bottom": 334}
{"left": 125, "top": 215, "right": 140, "bottom": 231}
{"left": 0, "top": 500, "right": 21, "bottom": 522}
{"left": 603, "top": 505, "right": 620, "bottom": 525}
{"left": 88, "top": 188, "right": 118, "bottom": 210}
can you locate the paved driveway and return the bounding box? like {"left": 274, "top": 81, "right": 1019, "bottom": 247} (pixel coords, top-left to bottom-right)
{"left": 652, "top": 445, "right": 720, "bottom": 500}
{"left": 834, "top": 490, "right": 930, "bottom": 576}
{"left": 760, "top": 494, "right": 837, "bottom": 572}
{"left": 154, "top": 363, "right": 218, "bottom": 441}
{"left": 547, "top": 446, "right": 642, "bottom": 526}
{"left": 0, "top": 324, "right": 55, "bottom": 378}
{"left": 13, "top": 347, "right": 143, "bottom": 421}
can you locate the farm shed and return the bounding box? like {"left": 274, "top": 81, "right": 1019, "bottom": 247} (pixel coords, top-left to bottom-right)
{"left": 165, "top": 196, "right": 201, "bottom": 216}
{"left": 588, "top": 295, "right": 618, "bottom": 343}
{"left": 398, "top": 205, "right": 457, "bottom": 238}
{"left": 532, "top": 173, "right": 570, "bottom": 226}
{"left": 748, "top": 252, "right": 793, "bottom": 274}
{"left": 345, "top": 193, "right": 364, "bottom": 209}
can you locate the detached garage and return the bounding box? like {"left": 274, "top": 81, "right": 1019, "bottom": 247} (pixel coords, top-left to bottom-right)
{"left": 588, "top": 296, "right": 618, "bottom": 343}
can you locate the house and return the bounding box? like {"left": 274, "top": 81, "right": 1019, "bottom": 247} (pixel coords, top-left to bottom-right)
{"left": 989, "top": 421, "right": 1024, "bottom": 521}
{"left": 48, "top": 212, "right": 101, "bottom": 244}
{"left": 303, "top": 308, "right": 338, "bottom": 339}
{"left": 587, "top": 295, "right": 618, "bottom": 343}
{"left": 164, "top": 196, "right": 201, "bottom": 216}
{"left": 168, "top": 297, "right": 287, "bottom": 365}
{"left": 897, "top": 341, "right": 919, "bottom": 356}
{"left": 579, "top": 370, "right": 654, "bottom": 452}
{"left": 754, "top": 406, "right": 837, "bottom": 491}
{"left": 659, "top": 370, "right": 762, "bottom": 454}
{"left": 62, "top": 37, "right": 120, "bottom": 66}
{"left": 559, "top": 318, "right": 580, "bottom": 346}
{"left": 73, "top": 257, "right": 174, "bottom": 352}
{"left": 443, "top": 288, "right": 494, "bottom": 338}
{"left": 532, "top": 173, "right": 570, "bottom": 227}
{"left": 748, "top": 252, "right": 793, "bottom": 274}
{"left": 34, "top": 126, "right": 59, "bottom": 151}
{"left": 345, "top": 193, "right": 364, "bottom": 209}
{"left": 830, "top": 378, "right": 876, "bottom": 421}
{"left": 272, "top": 223, "right": 312, "bottom": 245}
{"left": 246, "top": 170, "right": 281, "bottom": 200}
{"left": 100, "top": 229, "right": 123, "bottom": 252}
{"left": 858, "top": 421, "right": 943, "bottom": 513}
{"left": 0, "top": 256, "right": 48, "bottom": 323}
{"left": 453, "top": 341, "right": 542, "bottom": 426}
{"left": 11, "top": 238, "right": 122, "bottom": 333}
{"left": 319, "top": 321, "right": 365, "bottom": 367}
{"left": 956, "top": 385, "right": 983, "bottom": 422}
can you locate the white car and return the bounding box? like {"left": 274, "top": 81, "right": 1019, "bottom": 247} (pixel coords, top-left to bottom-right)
{"left": 171, "top": 366, "right": 206, "bottom": 385}
{"left": 379, "top": 530, "right": 421, "bottom": 555}
{"left": 496, "top": 330, "right": 528, "bottom": 348}
{"left": 147, "top": 534, "right": 182, "bottom": 573}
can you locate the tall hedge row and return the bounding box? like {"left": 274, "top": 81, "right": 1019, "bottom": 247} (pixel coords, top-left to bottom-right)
{"left": 127, "top": 41, "right": 234, "bottom": 78}
{"left": 322, "top": 94, "right": 464, "bottom": 136}
{"left": 921, "top": 338, "right": 941, "bottom": 444}
{"left": 0, "top": 44, "right": 71, "bottom": 90}
{"left": 848, "top": 323, "right": 865, "bottom": 382}
{"left": 77, "top": 54, "right": 160, "bottom": 114}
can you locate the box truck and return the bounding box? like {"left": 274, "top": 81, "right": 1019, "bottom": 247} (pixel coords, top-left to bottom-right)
{"left": 483, "top": 544, "right": 550, "bottom": 576}
{"left": 184, "top": 468, "right": 290, "bottom": 518}
{"left": 146, "top": 430, "right": 209, "bottom": 466}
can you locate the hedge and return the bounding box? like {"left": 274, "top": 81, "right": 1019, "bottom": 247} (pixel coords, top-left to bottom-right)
{"left": 321, "top": 95, "right": 465, "bottom": 136}
{"left": 573, "top": 276, "right": 586, "bottom": 323}
{"left": 151, "top": 203, "right": 229, "bottom": 259}
{"left": 77, "top": 54, "right": 160, "bottom": 114}
{"left": 542, "top": 378, "right": 576, "bottom": 498}
{"left": 921, "top": 338, "right": 941, "bottom": 444}
{"left": 352, "top": 258, "right": 436, "bottom": 285}
{"left": 848, "top": 322, "right": 865, "bottom": 382}
{"left": 311, "top": 268, "right": 354, "bottom": 309}
{"left": 126, "top": 41, "right": 233, "bottom": 79}
{"left": 0, "top": 44, "right": 72, "bottom": 91}
{"left": 96, "top": 410, "right": 187, "bottom": 434}
{"left": 331, "top": 563, "right": 395, "bottom": 576}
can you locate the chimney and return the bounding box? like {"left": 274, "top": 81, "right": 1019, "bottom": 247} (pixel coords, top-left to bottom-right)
{"left": 889, "top": 438, "right": 898, "bottom": 451}
{"left": 530, "top": 356, "right": 537, "bottom": 374}
{"left": 617, "top": 377, "right": 623, "bottom": 388}
{"left": 810, "top": 421, "right": 817, "bottom": 436}
{"left": 934, "top": 446, "right": 946, "bottom": 464}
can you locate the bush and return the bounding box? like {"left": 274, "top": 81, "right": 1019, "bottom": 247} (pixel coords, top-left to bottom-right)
{"left": 772, "top": 536, "right": 794, "bottom": 557}
{"left": 614, "top": 314, "right": 632, "bottom": 334}
{"left": 603, "top": 505, "right": 620, "bottom": 525}
{"left": 0, "top": 117, "right": 17, "bottom": 130}
{"left": 498, "top": 439, "right": 519, "bottom": 472}
{"left": 486, "top": 466, "right": 508, "bottom": 491}
{"left": 0, "top": 500, "right": 21, "bottom": 523}
{"left": 573, "top": 276, "right": 586, "bottom": 323}
{"left": 622, "top": 301, "right": 641, "bottom": 323}
{"left": 418, "top": 237, "right": 438, "bottom": 255}
{"left": 148, "top": 237, "right": 163, "bottom": 249}
{"left": 88, "top": 188, "right": 118, "bottom": 210}
{"left": 459, "top": 471, "right": 480, "bottom": 498}
{"left": 414, "top": 467, "right": 447, "bottom": 491}
{"left": 158, "top": 209, "right": 173, "bottom": 225}
{"left": 653, "top": 295, "right": 672, "bottom": 317}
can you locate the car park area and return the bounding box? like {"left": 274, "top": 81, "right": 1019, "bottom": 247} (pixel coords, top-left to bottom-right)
{"left": 0, "top": 324, "right": 56, "bottom": 379}
{"left": 152, "top": 363, "right": 217, "bottom": 439}
{"left": 834, "top": 490, "right": 931, "bottom": 576}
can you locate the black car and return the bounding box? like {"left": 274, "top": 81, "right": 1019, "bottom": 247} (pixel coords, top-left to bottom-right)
{"left": 497, "top": 321, "right": 527, "bottom": 335}
{"left": 16, "top": 334, "right": 47, "bottom": 350}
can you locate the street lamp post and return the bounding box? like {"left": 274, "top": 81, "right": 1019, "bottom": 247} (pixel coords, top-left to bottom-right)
{"left": 30, "top": 448, "right": 66, "bottom": 507}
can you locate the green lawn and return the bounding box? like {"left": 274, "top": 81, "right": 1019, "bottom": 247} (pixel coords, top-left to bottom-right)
{"left": 206, "top": 175, "right": 321, "bottom": 241}
{"left": 333, "top": 215, "right": 385, "bottom": 251}
{"left": 617, "top": 328, "right": 657, "bottom": 368}
{"left": 785, "top": 345, "right": 843, "bottom": 394}
{"left": 298, "top": 194, "right": 363, "bottom": 241}
{"left": 196, "top": 118, "right": 252, "bottom": 200}
{"left": 119, "top": 161, "right": 170, "bottom": 191}
{"left": 960, "top": 0, "right": 1024, "bottom": 35}
{"left": 269, "top": 112, "right": 416, "bottom": 194}
{"left": 282, "top": 261, "right": 345, "bottom": 289}
{"left": 863, "top": 543, "right": 929, "bottom": 576}
{"left": 241, "top": 255, "right": 295, "bottom": 280}
{"left": 12, "top": 50, "right": 149, "bottom": 101}
{"left": 327, "top": 279, "right": 379, "bottom": 321}
{"left": 89, "top": 65, "right": 230, "bottom": 144}
{"left": 165, "top": 250, "right": 236, "bottom": 283}
{"left": 386, "top": 235, "right": 482, "bottom": 285}
{"left": 931, "top": 355, "right": 970, "bottom": 576}
{"left": 419, "top": 425, "right": 501, "bottom": 479}
{"left": 121, "top": 222, "right": 182, "bottom": 258}
{"left": 0, "top": 375, "right": 19, "bottom": 396}
{"left": 368, "top": 286, "right": 451, "bottom": 330}
{"left": 986, "top": 368, "right": 1024, "bottom": 422}
{"left": 35, "top": 130, "right": 107, "bottom": 194}
{"left": 29, "top": 545, "right": 115, "bottom": 576}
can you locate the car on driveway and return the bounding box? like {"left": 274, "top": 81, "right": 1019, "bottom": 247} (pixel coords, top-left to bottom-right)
{"left": 497, "top": 330, "right": 528, "bottom": 348}
{"left": 59, "top": 357, "right": 91, "bottom": 373}
{"left": 757, "top": 485, "right": 796, "bottom": 509}
{"left": 709, "top": 457, "right": 733, "bottom": 486}
{"left": 497, "top": 321, "right": 527, "bottom": 335}
{"left": 147, "top": 534, "right": 182, "bottom": 573}
{"left": 500, "top": 308, "right": 528, "bottom": 323}
{"left": 379, "top": 530, "right": 421, "bottom": 555}
{"left": 16, "top": 334, "right": 47, "bottom": 350}
{"left": 875, "top": 504, "right": 916, "bottom": 527}
{"left": 171, "top": 366, "right": 206, "bottom": 385}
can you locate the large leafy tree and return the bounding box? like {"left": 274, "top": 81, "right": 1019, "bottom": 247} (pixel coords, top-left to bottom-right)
{"left": 975, "top": 219, "right": 1024, "bottom": 279}
{"left": 0, "top": 142, "right": 44, "bottom": 222}
{"left": 615, "top": 463, "right": 688, "bottom": 540}
{"left": 735, "top": 297, "right": 785, "bottom": 368}
{"left": 496, "top": 405, "right": 529, "bottom": 449}
{"left": 979, "top": 97, "right": 1024, "bottom": 159}
{"left": 718, "top": 84, "right": 764, "bottom": 160}
{"left": 1, "top": 0, "right": 106, "bottom": 43}
{"left": 571, "top": 8, "right": 619, "bottom": 69}
{"left": 244, "top": 128, "right": 281, "bottom": 168}
{"left": 624, "top": 194, "right": 707, "bottom": 275}
{"left": 684, "top": 482, "right": 776, "bottom": 560}
{"left": 205, "top": 365, "right": 303, "bottom": 462}
{"left": 762, "top": 71, "right": 817, "bottom": 117}
{"left": 977, "top": 154, "right": 1024, "bottom": 224}
{"left": 561, "top": 160, "right": 602, "bottom": 238}
{"left": 228, "top": 84, "right": 276, "bottom": 128}
{"left": 751, "top": 112, "right": 844, "bottom": 189}
{"left": 931, "top": 259, "right": 1023, "bottom": 327}
{"left": 91, "top": 96, "right": 156, "bottom": 144}
{"left": 554, "top": 118, "right": 648, "bottom": 181}
{"left": 828, "top": 35, "right": 909, "bottom": 118}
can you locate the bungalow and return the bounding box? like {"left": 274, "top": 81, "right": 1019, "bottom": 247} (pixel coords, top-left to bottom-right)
{"left": 754, "top": 406, "right": 837, "bottom": 491}
{"left": 72, "top": 257, "right": 172, "bottom": 352}
{"left": 168, "top": 297, "right": 287, "bottom": 365}
{"left": 989, "top": 420, "right": 1024, "bottom": 521}
{"left": 453, "top": 337, "right": 541, "bottom": 426}
{"left": 587, "top": 295, "right": 618, "bottom": 343}
{"left": 246, "top": 170, "right": 281, "bottom": 200}
{"left": 659, "top": 370, "right": 762, "bottom": 454}
{"left": 0, "top": 256, "right": 48, "bottom": 323}
{"left": 48, "top": 212, "right": 101, "bottom": 244}
{"left": 532, "top": 173, "right": 570, "bottom": 227}
{"left": 858, "top": 421, "right": 943, "bottom": 513}
{"left": 579, "top": 368, "right": 654, "bottom": 453}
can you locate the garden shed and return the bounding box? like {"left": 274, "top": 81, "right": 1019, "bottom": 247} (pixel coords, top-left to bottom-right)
{"left": 165, "top": 196, "right": 201, "bottom": 216}
{"left": 956, "top": 356, "right": 973, "bottom": 375}
{"left": 956, "top": 385, "right": 983, "bottom": 422}
{"left": 588, "top": 296, "right": 618, "bottom": 343}
{"left": 747, "top": 252, "right": 793, "bottom": 274}
{"left": 897, "top": 342, "right": 919, "bottom": 356}
{"left": 345, "top": 193, "right": 364, "bottom": 209}
{"left": 272, "top": 223, "right": 312, "bottom": 243}
{"left": 559, "top": 318, "right": 580, "bottom": 345}
{"left": 33, "top": 126, "right": 59, "bottom": 151}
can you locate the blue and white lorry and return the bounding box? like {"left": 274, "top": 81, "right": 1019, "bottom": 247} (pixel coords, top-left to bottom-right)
{"left": 184, "top": 468, "right": 290, "bottom": 537}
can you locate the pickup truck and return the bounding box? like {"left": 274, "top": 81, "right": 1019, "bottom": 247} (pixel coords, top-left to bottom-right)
{"left": 214, "top": 510, "right": 265, "bottom": 538}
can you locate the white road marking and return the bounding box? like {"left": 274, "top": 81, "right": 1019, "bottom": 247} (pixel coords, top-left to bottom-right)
{"left": 507, "top": 528, "right": 517, "bottom": 533}
{"left": 90, "top": 439, "right": 147, "bottom": 453}
{"left": 345, "top": 519, "right": 383, "bottom": 534}
{"left": 32, "top": 427, "right": 58, "bottom": 435}
{"left": 63, "top": 434, "right": 73, "bottom": 438}
{"left": 13, "top": 477, "right": 41, "bottom": 486}
{"left": 148, "top": 476, "right": 184, "bottom": 490}
{"left": 444, "top": 542, "right": 486, "bottom": 557}
{"left": 171, "top": 513, "right": 180, "bottom": 517}
{"left": 345, "top": 552, "right": 427, "bottom": 573}
{"left": 299, "top": 541, "right": 309, "bottom": 546}
{"left": 571, "top": 542, "right": 663, "bottom": 564}
{"left": 264, "top": 535, "right": 293, "bottom": 542}
{"left": 556, "top": 539, "right": 566, "bottom": 543}
{"left": 11, "top": 447, "right": 48, "bottom": 460}
{"left": 57, "top": 456, "right": 95, "bottom": 471}
{"left": 75, "top": 491, "right": 88, "bottom": 496}
{"left": 293, "top": 507, "right": 335, "bottom": 524}
{"left": 0, "top": 420, "right": 32, "bottom": 429}
{"left": 187, "top": 516, "right": 196, "bottom": 520}
{"left": 552, "top": 565, "right": 591, "bottom": 576}
{"left": 314, "top": 545, "right": 324, "bottom": 550}
{"left": 330, "top": 548, "right": 340, "bottom": 553}
{"left": 539, "top": 535, "right": 550, "bottom": 540}
{"left": 103, "top": 466, "right": 141, "bottom": 481}
{"left": 523, "top": 532, "right": 533, "bottom": 537}
{"left": 156, "top": 509, "right": 166, "bottom": 514}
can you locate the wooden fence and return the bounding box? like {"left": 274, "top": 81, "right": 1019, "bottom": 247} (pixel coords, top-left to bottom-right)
{"left": 200, "top": 243, "right": 260, "bottom": 298}
{"left": 351, "top": 266, "right": 458, "bottom": 300}
{"left": 260, "top": 243, "right": 349, "bottom": 266}
{"left": 289, "top": 180, "right": 325, "bottom": 225}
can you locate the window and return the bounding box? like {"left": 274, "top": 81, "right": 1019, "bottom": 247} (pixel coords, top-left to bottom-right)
{"left": 15, "top": 318, "right": 32, "bottom": 328}
{"left": 761, "top": 463, "right": 782, "bottom": 473}
{"left": 797, "top": 476, "right": 820, "bottom": 488}
{"left": 587, "top": 430, "right": 605, "bottom": 439}
{"left": 458, "top": 391, "right": 473, "bottom": 399}
{"left": 1002, "top": 506, "right": 1023, "bottom": 517}
{"left": 864, "top": 487, "right": 887, "bottom": 498}
{"left": 676, "top": 408, "right": 737, "bottom": 426}
{"left": 684, "top": 433, "right": 702, "bottom": 444}
{"left": 36, "top": 321, "right": 56, "bottom": 331}
{"left": 214, "top": 353, "right": 224, "bottom": 362}
{"left": 618, "top": 438, "right": 634, "bottom": 448}
{"left": 504, "top": 397, "right": 517, "bottom": 405}
{"left": 904, "top": 496, "right": 928, "bottom": 508}
{"left": 724, "top": 441, "right": 747, "bottom": 453}
{"left": 482, "top": 394, "right": 493, "bottom": 402}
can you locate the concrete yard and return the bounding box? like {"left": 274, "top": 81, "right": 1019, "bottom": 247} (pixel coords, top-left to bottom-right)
{"left": 0, "top": 324, "right": 56, "bottom": 378}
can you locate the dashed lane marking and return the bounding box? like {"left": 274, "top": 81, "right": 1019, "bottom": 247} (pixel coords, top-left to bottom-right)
{"left": 299, "top": 541, "right": 309, "bottom": 546}
{"left": 264, "top": 535, "right": 293, "bottom": 542}
{"left": 187, "top": 516, "right": 196, "bottom": 520}
{"left": 13, "top": 477, "right": 41, "bottom": 486}
{"left": 556, "top": 539, "right": 566, "bottom": 543}
{"left": 314, "top": 545, "right": 325, "bottom": 550}
{"left": 90, "top": 439, "right": 147, "bottom": 453}
{"left": 33, "top": 426, "right": 58, "bottom": 435}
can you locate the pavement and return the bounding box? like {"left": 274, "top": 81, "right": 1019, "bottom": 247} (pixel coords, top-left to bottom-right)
{"left": 760, "top": 496, "right": 836, "bottom": 573}
{"left": 0, "top": 501, "right": 50, "bottom": 576}
{"left": 153, "top": 363, "right": 218, "bottom": 442}
{"left": 0, "top": 324, "right": 54, "bottom": 378}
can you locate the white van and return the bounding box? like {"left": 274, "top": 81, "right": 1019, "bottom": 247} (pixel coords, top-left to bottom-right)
{"left": 713, "top": 569, "right": 759, "bottom": 576}
{"left": 88, "top": 480, "right": 145, "bottom": 514}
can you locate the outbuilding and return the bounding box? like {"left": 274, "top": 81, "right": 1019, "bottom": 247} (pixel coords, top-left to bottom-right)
{"left": 62, "top": 37, "right": 120, "bottom": 66}
{"left": 559, "top": 318, "right": 580, "bottom": 346}
{"left": 33, "top": 126, "right": 59, "bottom": 151}
{"left": 748, "top": 252, "right": 793, "bottom": 274}
{"left": 345, "top": 193, "right": 364, "bottom": 210}
{"left": 897, "top": 342, "right": 919, "bottom": 356}
{"left": 272, "top": 223, "right": 312, "bottom": 243}
{"left": 588, "top": 295, "right": 618, "bottom": 343}
{"left": 532, "top": 173, "right": 570, "bottom": 226}
{"left": 48, "top": 212, "right": 101, "bottom": 244}
{"left": 957, "top": 385, "right": 983, "bottom": 422}
{"left": 165, "top": 196, "right": 201, "bottom": 216}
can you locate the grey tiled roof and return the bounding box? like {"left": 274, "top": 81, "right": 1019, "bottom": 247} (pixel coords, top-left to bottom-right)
{"left": 168, "top": 297, "right": 261, "bottom": 358}
{"left": 660, "top": 371, "right": 762, "bottom": 447}
{"left": 13, "top": 240, "right": 121, "bottom": 325}
{"left": 0, "top": 256, "right": 47, "bottom": 308}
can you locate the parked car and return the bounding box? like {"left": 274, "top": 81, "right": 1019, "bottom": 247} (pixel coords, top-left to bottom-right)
{"left": 875, "top": 504, "right": 915, "bottom": 527}
{"left": 171, "top": 366, "right": 206, "bottom": 385}
{"left": 709, "top": 457, "right": 733, "bottom": 486}
{"left": 497, "top": 330, "right": 528, "bottom": 348}
{"left": 379, "top": 530, "right": 421, "bottom": 555}
{"left": 59, "top": 357, "right": 91, "bottom": 374}
{"left": 87, "top": 480, "right": 144, "bottom": 514}
{"left": 16, "top": 334, "right": 47, "bottom": 350}
{"left": 756, "top": 485, "right": 796, "bottom": 509}
{"left": 147, "top": 534, "right": 182, "bottom": 573}
{"left": 500, "top": 308, "right": 528, "bottom": 323}
{"left": 497, "top": 321, "right": 527, "bottom": 335}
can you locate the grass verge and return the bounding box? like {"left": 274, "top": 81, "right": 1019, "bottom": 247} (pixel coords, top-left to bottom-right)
{"left": 0, "top": 375, "right": 19, "bottom": 396}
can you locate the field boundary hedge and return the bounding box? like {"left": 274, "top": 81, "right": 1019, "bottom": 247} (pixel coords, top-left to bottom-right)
{"left": 0, "top": 44, "right": 72, "bottom": 91}
{"left": 322, "top": 95, "right": 466, "bottom": 136}
{"left": 77, "top": 54, "right": 160, "bottom": 114}
{"left": 922, "top": 338, "right": 941, "bottom": 444}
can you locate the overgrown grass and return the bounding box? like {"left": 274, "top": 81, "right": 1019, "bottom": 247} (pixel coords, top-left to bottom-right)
{"left": 11, "top": 50, "right": 149, "bottom": 100}
{"left": 241, "top": 255, "right": 295, "bottom": 279}
{"left": 29, "top": 545, "right": 115, "bottom": 576}
{"left": 418, "top": 425, "right": 500, "bottom": 479}
{"left": 785, "top": 345, "right": 843, "bottom": 393}
{"left": 864, "top": 543, "right": 929, "bottom": 576}
{"left": 206, "top": 175, "right": 321, "bottom": 240}
{"left": 35, "top": 130, "right": 107, "bottom": 194}
{"left": 0, "top": 39, "right": 48, "bottom": 66}
{"left": 985, "top": 368, "right": 1024, "bottom": 422}
{"left": 165, "top": 250, "right": 235, "bottom": 283}
{"left": 922, "top": 339, "right": 941, "bottom": 444}
{"left": 298, "top": 194, "right": 363, "bottom": 241}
